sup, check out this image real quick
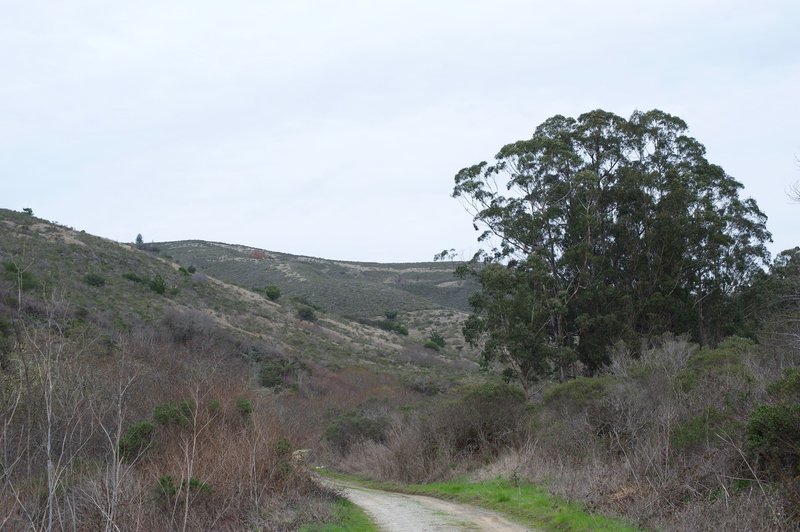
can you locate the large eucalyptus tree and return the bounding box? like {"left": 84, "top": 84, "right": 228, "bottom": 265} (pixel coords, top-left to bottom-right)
{"left": 453, "top": 109, "right": 770, "bottom": 390}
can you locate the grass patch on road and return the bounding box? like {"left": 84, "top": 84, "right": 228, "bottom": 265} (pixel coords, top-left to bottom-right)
{"left": 317, "top": 469, "right": 639, "bottom": 531}
{"left": 300, "top": 497, "right": 378, "bottom": 532}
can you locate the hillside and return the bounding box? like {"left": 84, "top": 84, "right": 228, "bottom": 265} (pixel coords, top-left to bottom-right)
{"left": 154, "top": 240, "right": 476, "bottom": 317}
{"left": 0, "top": 209, "right": 478, "bottom": 388}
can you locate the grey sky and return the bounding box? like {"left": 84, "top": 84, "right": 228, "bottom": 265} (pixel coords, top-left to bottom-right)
{"left": 3, "top": 0, "right": 799, "bottom": 262}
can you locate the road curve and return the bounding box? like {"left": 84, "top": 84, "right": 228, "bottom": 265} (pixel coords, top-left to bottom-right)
{"left": 324, "top": 478, "right": 534, "bottom": 532}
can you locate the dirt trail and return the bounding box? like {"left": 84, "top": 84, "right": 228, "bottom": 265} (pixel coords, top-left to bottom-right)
{"left": 324, "top": 478, "right": 533, "bottom": 531}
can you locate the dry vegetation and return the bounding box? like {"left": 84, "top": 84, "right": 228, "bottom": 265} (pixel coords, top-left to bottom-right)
{"left": 327, "top": 335, "right": 800, "bottom": 531}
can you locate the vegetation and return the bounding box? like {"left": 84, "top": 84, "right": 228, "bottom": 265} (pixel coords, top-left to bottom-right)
{"left": 453, "top": 109, "right": 770, "bottom": 390}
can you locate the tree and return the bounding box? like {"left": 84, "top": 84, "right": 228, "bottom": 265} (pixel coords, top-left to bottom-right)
{"left": 453, "top": 109, "right": 770, "bottom": 389}
{"left": 135, "top": 234, "right": 144, "bottom": 249}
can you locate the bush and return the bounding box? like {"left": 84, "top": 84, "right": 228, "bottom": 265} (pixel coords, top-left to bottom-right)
{"left": 149, "top": 274, "right": 167, "bottom": 294}
{"left": 259, "top": 358, "right": 310, "bottom": 389}
{"left": 236, "top": 397, "right": 253, "bottom": 416}
{"left": 428, "top": 332, "right": 446, "bottom": 348}
{"left": 297, "top": 306, "right": 316, "bottom": 321}
{"left": 671, "top": 408, "right": 739, "bottom": 452}
{"left": 323, "top": 411, "right": 388, "bottom": 451}
{"left": 542, "top": 376, "right": 616, "bottom": 413}
{"left": 263, "top": 284, "right": 281, "bottom": 301}
{"left": 747, "top": 368, "right": 800, "bottom": 482}
{"left": 154, "top": 400, "right": 193, "bottom": 427}
{"left": 122, "top": 272, "right": 145, "bottom": 283}
{"left": 187, "top": 265, "right": 197, "bottom": 274}
{"left": 423, "top": 339, "right": 442, "bottom": 351}
{"left": 385, "top": 310, "right": 398, "bottom": 320}
{"left": 2, "top": 262, "right": 38, "bottom": 291}
{"left": 118, "top": 421, "right": 154, "bottom": 461}
{"left": 84, "top": 272, "right": 106, "bottom": 287}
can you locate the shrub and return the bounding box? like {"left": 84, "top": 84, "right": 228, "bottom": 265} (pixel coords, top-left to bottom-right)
{"left": 2, "top": 262, "right": 38, "bottom": 291}
{"left": 122, "top": 272, "right": 145, "bottom": 283}
{"left": 263, "top": 284, "right": 281, "bottom": 301}
{"left": 118, "top": 421, "right": 154, "bottom": 461}
{"left": 178, "top": 266, "right": 189, "bottom": 276}
{"left": 154, "top": 400, "right": 193, "bottom": 427}
{"left": 259, "top": 358, "right": 310, "bottom": 389}
{"left": 385, "top": 310, "right": 398, "bottom": 320}
{"left": 154, "top": 475, "right": 211, "bottom": 504}
{"left": 236, "top": 397, "right": 253, "bottom": 416}
{"left": 542, "top": 376, "right": 616, "bottom": 413}
{"left": 84, "top": 272, "right": 106, "bottom": 287}
{"left": 323, "top": 411, "right": 388, "bottom": 451}
{"left": 297, "top": 306, "right": 316, "bottom": 321}
{"left": 747, "top": 368, "right": 800, "bottom": 483}
{"left": 428, "top": 331, "right": 446, "bottom": 348}
{"left": 187, "top": 265, "right": 197, "bottom": 274}
{"left": 423, "top": 339, "right": 442, "bottom": 351}
{"left": 676, "top": 338, "right": 754, "bottom": 392}
{"left": 149, "top": 274, "right": 166, "bottom": 294}
{"left": 671, "top": 408, "right": 739, "bottom": 452}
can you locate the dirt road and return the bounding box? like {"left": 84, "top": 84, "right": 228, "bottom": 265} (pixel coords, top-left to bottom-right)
{"left": 325, "top": 478, "right": 533, "bottom": 531}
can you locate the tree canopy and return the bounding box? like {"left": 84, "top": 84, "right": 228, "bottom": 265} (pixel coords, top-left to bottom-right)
{"left": 453, "top": 109, "right": 771, "bottom": 391}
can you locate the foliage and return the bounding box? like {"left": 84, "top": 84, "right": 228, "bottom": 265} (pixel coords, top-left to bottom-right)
{"left": 297, "top": 305, "right": 316, "bottom": 321}
{"left": 154, "top": 400, "right": 193, "bottom": 427}
{"left": 384, "top": 310, "right": 398, "bottom": 320}
{"left": 2, "top": 261, "right": 38, "bottom": 291}
{"left": 122, "top": 271, "right": 145, "bottom": 283}
{"left": 135, "top": 233, "right": 144, "bottom": 248}
{"left": 263, "top": 284, "right": 281, "bottom": 301}
{"left": 83, "top": 272, "right": 106, "bottom": 287}
{"left": 119, "top": 421, "right": 154, "bottom": 461}
{"left": 452, "top": 109, "right": 771, "bottom": 386}
{"left": 323, "top": 410, "right": 388, "bottom": 452}
{"left": 747, "top": 368, "right": 800, "bottom": 484}
{"left": 22, "top": 207, "right": 33, "bottom": 215}
{"left": 236, "top": 397, "right": 253, "bottom": 416}
{"left": 259, "top": 358, "right": 310, "bottom": 389}
{"left": 355, "top": 317, "right": 409, "bottom": 336}
{"left": 149, "top": 274, "right": 166, "bottom": 295}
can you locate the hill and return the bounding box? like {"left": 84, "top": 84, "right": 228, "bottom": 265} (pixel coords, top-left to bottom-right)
{"left": 0, "top": 209, "right": 478, "bottom": 388}
{"left": 153, "top": 240, "right": 476, "bottom": 317}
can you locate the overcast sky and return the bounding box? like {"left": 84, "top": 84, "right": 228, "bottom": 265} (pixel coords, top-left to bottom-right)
{"left": 3, "top": 1, "right": 799, "bottom": 262}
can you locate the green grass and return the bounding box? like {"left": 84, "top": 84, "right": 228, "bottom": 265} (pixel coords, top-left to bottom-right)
{"left": 299, "top": 498, "right": 378, "bottom": 532}
{"left": 318, "top": 470, "right": 640, "bottom": 531}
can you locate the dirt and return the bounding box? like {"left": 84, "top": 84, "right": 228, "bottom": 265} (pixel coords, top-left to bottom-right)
{"left": 323, "top": 478, "right": 534, "bottom": 531}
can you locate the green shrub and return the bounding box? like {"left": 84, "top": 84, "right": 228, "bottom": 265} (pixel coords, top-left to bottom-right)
{"left": 187, "top": 265, "right": 196, "bottom": 274}
{"left": 178, "top": 266, "right": 189, "bottom": 276}
{"left": 428, "top": 332, "right": 446, "bottom": 348}
{"left": 259, "top": 358, "right": 309, "bottom": 389}
{"left": 236, "top": 397, "right": 253, "bottom": 416}
{"left": 297, "top": 306, "right": 316, "bottom": 321}
{"left": 263, "top": 284, "right": 281, "bottom": 301}
{"left": 122, "top": 272, "right": 145, "bottom": 283}
{"left": 385, "top": 310, "right": 398, "bottom": 320}
{"left": 542, "top": 376, "right": 615, "bottom": 413}
{"left": 153, "top": 400, "right": 193, "bottom": 427}
{"left": 423, "top": 340, "right": 442, "bottom": 351}
{"left": 323, "top": 411, "right": 388, "bottom": 451}
{"left": 676, "top": 338, "right": 753, "bottom": 392}
{"left": 154, "top": 475, "right": 211, "bottom": 503}
{"left": 746, "top": 368, "right": 800, "bottom": 480}
{"left": 119, "top": 421, "right": 154, "bottom": 461}
{"left": 84, "top": 272, "right": 106, "bottom": 287}
{"left": 671, "top": 408, "right": 739, "bottom": 452}
{"left": 2, "top": 262, "right": 38, "bottom": 291}
{"left": 149, "top": 274, "right": 166, "bottom": 294}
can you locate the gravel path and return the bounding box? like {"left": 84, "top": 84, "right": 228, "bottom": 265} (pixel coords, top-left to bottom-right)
{"left": 324, "top": 478, "right": 534, "bottom": 532}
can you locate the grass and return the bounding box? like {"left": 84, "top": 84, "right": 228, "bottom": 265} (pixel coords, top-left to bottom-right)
{"left": 318, "top": 470, "right": 641, "bottom": 531}
{"left": 299, "top": 498, "right": 378, "bottom": 532}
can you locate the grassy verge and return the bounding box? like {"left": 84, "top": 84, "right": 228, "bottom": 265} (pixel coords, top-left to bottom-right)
{"left": 317, "top": 469, "right": 640, "bottom": 531}
{"left": 299, "top": 497, "right": 379, "bottom": 532}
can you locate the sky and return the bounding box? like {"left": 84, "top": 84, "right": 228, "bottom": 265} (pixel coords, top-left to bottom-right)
{"left": 2, "top": 0, "right": 799, "bottom": 262}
